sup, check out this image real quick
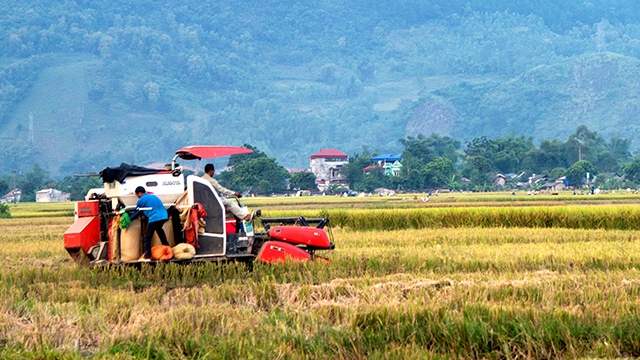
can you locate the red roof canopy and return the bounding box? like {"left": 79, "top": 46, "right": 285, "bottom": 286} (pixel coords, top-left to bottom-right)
{"left": 362, "top": 165, "right": 381, "bottom": 172}
{"left": 175, "top": 146, "right": 253, "bottom": 160}
{"left": 309, "top": 149, "right": 348, "bottom": 159}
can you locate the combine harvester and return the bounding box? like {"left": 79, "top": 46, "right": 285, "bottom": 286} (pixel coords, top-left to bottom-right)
{"left": 63, "top": 146, "right": 334, "bottom": 267}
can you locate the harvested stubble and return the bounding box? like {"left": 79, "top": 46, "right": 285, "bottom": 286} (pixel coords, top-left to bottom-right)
{"left": 2, "top": 212, "right": 640, "bottom": 358}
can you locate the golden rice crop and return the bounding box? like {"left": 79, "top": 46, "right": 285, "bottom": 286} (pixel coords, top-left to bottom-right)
{"left": 242, "top": 190, "right": 640, "bottom": 210}
{"left": 259, "top": 205, "right": 640, "bottom": 231}
{"left": 1, "top": 202, "right": 640, "bottom": 357}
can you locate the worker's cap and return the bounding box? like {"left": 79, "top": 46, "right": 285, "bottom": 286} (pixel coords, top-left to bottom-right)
{"left": 135, "top": 186, "right": 146, "bottom": 194}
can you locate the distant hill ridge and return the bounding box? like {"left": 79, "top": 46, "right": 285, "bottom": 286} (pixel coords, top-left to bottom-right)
{"left": 415, "top": 52, "right": 640, "bottom": 143}
{"left": 1, "top": 1, "right": 640, "bottom": 174}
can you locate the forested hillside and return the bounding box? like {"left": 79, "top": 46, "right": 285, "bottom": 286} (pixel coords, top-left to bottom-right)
{"left": 2, "top": 0, "right": 640, "bottom": 175}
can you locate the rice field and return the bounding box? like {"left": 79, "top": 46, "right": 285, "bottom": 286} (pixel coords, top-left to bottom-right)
{"left": 1, "top": 196, "right": 640, "bottom": 358}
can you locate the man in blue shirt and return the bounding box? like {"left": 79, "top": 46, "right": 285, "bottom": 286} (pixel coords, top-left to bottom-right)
{"left": 131, "top": 186, "right": 169, "bottom": 261}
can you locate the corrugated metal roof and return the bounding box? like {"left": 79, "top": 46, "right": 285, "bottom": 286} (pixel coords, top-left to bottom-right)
{"left": 371, "top": 154, "right": 402, "bottom": 162}
{"left": 309, "top": 149, "right": 348, "bottom": 159}
{"left": 363, "top": 165, "right": 381, "bottom": 172}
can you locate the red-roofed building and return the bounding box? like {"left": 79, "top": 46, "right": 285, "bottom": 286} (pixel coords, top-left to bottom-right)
{"left": 1, "top": 188, "right": 22, "bottom": 204}
{"left": 309, "top": 149, "right": 348, "bottom": 160}
{"left": 309, "top": 149, "right": 349, "bottom": 190}
{"left": 362, "top": 165, "right": 381, "bottom": 173}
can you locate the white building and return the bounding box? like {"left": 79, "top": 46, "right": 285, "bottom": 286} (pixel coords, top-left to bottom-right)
{"left": 309, "top": 149, "right": 349, "bottom": 191}
{"left": 36, "top": 188, "right": 71, "bottom": 202}
{"left": 1, "top": 188, "right": 22, "bottom": 204}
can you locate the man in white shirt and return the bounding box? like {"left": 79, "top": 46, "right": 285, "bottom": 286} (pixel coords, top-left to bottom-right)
{"left": 201, "top": 163, "right": 253, "bottom": 221}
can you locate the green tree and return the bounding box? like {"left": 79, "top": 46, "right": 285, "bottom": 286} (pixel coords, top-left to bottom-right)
{"left": 491, "top": 135, "right": 535, "bottom": 174}
{"left": 395, "top": 151, "right": 425, "bottom": 190}
{"left": 0, "top": 178, "right": 8, "bottom": 197}
{"left": 522, "top": 138, "right": 566, "bottom": 173}
{"left": 0, "top": 203, "right": 10, "bottom": 219}
{"left": 355, "top": 167, "right": 387, "bottom": 192}
{"left": 608, "top": 134, "right": 632, "bottom": 164}
{"left": 219, "top": 156, "right": 290, "bottom": 195}
{"left": 548, "top": 167, "right": 567, "bottom": 181}
{"left": 594, "top": 173, "right": 624, "bottom": 191}
{"left": 462, "top": 136, "right": 495, "bottom": 184}
{"left": 226, "top": 144, "right": 268, "bottom": 168}
{"left": 18, "top": 164, "right": 52, "bottom": 202}
{"left": 398, "top": 133, "right": 461, "bottom": 190}
{"left": 400, "top": 133, "right": 460, "bottom": 166}
{"left": 463, "top": 134, "right": 534, "bottom": 176}
{"left": 566, "top": 160, "right": 596, "bottom": 188}
{"left": 564, "top": 126, "right": 609, "bottom": 168}
{"left": 341, "top": 152, "right": 372, "bottom": 189}
{"left": 289, "top": 172, "right": 317, "bottom": 190}
{"left": 424, "top": 157, "right": 455, "bottom": 188}
{"left": 622, "top": 157, "right": 640, "bottom": 183}
{"left": 56, "top": 176, "right": 103, "bottom": 201}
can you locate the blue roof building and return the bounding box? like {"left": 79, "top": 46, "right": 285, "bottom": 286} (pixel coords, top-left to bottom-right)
{"left": 368, "top": 154, "right": 403, "bottom": 177}
{"left": 371, "top": 154, "right": 402, "bottom": 162}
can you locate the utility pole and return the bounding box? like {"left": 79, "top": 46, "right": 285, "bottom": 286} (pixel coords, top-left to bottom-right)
{"left": 578, "top": 145, "right": 582, "bottom": 162}
{"left": 11, "top": 170, "right": 17, "bottom": 204}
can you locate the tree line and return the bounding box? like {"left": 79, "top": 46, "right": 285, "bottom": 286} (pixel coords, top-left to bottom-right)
{"left": 0, "top": 144, "right": 314, "bottom": 201}
{"left": 3, "top": 125, "right": 640, "bottom": 202}
{"left": 343, "top": 125, "right": 638, "bottom": 192}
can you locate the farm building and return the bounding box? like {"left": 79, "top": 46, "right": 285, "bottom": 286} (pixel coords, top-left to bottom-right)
{"left": 491, "top": 173, "right": 507, "bottom": 187}
{"left": 541, "top": 180, "right": 567, "bottom": 191}
{"left": 1, "top": 188, "right": 22, "bottom": 204}
{"left": 36, "top": 188, "right": 71, "bottom": 202}
{"left": 309, "top": 149, "right": 348, "bottom": 190}
{"left": 369, "top": 154, "right": 403, "bottom": 176}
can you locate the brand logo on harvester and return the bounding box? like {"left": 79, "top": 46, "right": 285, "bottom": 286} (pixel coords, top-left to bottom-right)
{"left": 162, "top": 181, "right": 182, "bottom": 186}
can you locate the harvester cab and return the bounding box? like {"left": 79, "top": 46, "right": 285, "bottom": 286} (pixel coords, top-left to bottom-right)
{"left": 63, "top": 145, "right": 334, "bottom": 267}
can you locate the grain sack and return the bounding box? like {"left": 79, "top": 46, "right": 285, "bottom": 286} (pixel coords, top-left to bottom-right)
{"left": 151, "top": 215, "right": 176, "bottom": 247}
{"left": 109, "top": 216, "right": 120, "bottom": 263}
{"left": 120, "top": 218, "right": 142, "bottom": 261}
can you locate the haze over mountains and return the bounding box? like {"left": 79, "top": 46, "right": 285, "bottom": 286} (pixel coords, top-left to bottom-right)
{"left": 2, "top": 0, "right": 640, "bottom": 175}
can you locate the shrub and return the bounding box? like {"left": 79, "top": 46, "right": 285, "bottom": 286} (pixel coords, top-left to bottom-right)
{"left": 0, "top": 203, "right": 11, "bottom": 218}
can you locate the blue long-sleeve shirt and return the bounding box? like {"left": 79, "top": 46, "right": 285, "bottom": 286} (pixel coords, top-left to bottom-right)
{"left": 130, "top": 193, "right": 168, "bottom": 223}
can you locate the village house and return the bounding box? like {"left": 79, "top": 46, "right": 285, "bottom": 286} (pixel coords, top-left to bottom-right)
{"left": 366, "top": 154, "right": 403, "bottom": 176}
{"left": 541, "top": 177, "right": 568, "bottom": 191}
{"left": 491, "top": 173, "right": 507, "bottom": 187}
{"left": 529, "top": 174, "right": 549, "bottom": 185}
{"left": 35, "top": 188, "right": 71, "bottom": 202}
{"left": 1, "top": 188, "right": 22, "bottom": 204}
{"left": 309, "top": 149, "right": 349, "bottom": 191}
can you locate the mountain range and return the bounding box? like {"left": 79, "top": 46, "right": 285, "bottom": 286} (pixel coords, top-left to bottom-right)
{"left": 2, "top": 1, "right": 640, "bottom": 175}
